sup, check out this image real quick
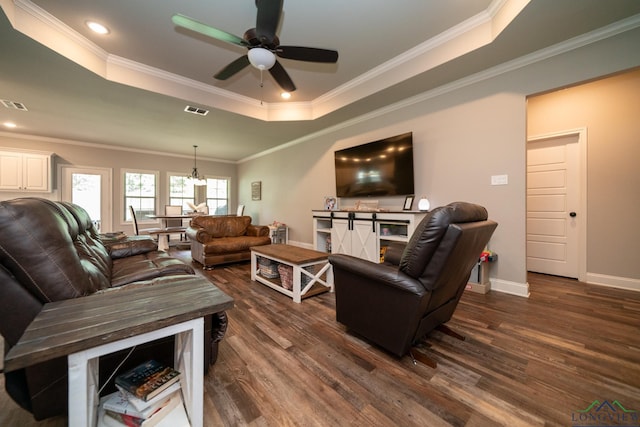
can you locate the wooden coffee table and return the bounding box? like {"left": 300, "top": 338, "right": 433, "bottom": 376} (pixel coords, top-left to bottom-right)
{"left": 250, "top": 244, "right": 333, "bottom": 303}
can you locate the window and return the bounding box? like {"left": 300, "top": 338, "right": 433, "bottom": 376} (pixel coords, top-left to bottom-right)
{"left": 206, "top": 177, "right": 229, "bottom": 215}
{"left": 124, "top": 170, "right": 158, "bottom": 221}
{"left": 168, "top": 174, "right": 195, "bottom": 211}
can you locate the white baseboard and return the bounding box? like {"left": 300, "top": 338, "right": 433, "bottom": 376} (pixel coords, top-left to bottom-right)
{"left": 490, "top": 278, "right": 530, "bottom": 298}
{"left": 295, "top": 241, "right": 532, "bottom": 298}
{"left": 288, "top": 240, "right": 314, "bottom": 250}
{"left": 585, "top": 272, "right": 640, "bottom": 292}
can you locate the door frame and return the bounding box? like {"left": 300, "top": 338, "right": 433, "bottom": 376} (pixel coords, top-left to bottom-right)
{"left": 527, "top": 127, "right": 587, "bottom": 282}
{"left": 58, "top": 165, "right": 113, "bottom": 232}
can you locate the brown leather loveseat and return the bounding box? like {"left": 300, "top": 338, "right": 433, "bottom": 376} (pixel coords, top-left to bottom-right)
{"left": 0, "top": 197, "right": 230, "bottom": 420}
{"left": 187, "top": 215, "right": 271, "bottom": 268}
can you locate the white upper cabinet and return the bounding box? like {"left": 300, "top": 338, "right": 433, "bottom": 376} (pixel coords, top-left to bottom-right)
{"left": 0, "top": 150, "right": 53, "bottom": 192}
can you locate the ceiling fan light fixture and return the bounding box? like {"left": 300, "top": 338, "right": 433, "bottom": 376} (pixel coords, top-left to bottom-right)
{"left": 280, "top": 92, "right": 291, "bottom": 100}
{"left": 248, "top": 47, "right": 276, "bottom": 70}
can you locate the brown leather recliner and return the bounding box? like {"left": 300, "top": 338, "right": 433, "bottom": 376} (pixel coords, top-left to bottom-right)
{"left": 0, "top": 198, "right": 229, "bottom": 420}
{"left": 328, "top": 202, "right": 497, "bottom": 364}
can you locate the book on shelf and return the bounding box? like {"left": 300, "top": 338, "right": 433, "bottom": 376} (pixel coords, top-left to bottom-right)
{"left": 100, "top": 386, "right": 179, "bottom": 419}
{"left": 115, "top": 360, "right": 181, "bottom": 402}
{"left": 115, "top": 381, "right": 181, "bottom": 412}
{"left": 98, "top": 391, "right": 187, "bottom": 427}
{"left": 102, "top": 391, "right": 182, "bottom": 427}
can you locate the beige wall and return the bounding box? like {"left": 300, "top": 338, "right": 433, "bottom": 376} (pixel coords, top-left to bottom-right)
{"left": 0, "top": 135, "right": 237, "bottom": 234}
{"left": 239, "top": 26, "right": 640, "bottom": 296}
{"left": 528, "top": 68, "right": 640, "bottom": 283}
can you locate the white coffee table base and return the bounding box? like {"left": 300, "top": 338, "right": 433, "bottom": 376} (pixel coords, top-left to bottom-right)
{"left": 250, "top": 245, "right": 333, "bottom": 303}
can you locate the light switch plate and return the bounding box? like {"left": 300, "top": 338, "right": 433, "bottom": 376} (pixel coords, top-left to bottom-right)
{"left": 491, "top": 174, "right": 508, "bottom": 185}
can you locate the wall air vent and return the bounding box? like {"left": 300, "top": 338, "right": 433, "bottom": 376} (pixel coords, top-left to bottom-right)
{"left": 184, "top": 105, "right": 209, "bottom": 116}
{"left": 1, "top": 99, "right": 28, "bottom": 111}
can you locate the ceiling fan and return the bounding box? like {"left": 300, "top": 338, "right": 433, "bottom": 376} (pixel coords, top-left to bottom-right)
{"left": 172, "top": 0, "right": 339, "bottom": 93}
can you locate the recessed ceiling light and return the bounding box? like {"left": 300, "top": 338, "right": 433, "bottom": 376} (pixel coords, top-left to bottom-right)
{"left": 280, "top": 92, "right": 291, "bottom": 100}
{"left": 86, "top": 21, "right": 109, "bottom": 35}
{"left": 3, "top": 122, "right": 17, "bottom": 128}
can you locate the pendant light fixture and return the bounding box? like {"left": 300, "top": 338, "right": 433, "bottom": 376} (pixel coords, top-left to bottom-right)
{"left": 187, "top": 145, "right": 207, "bottom": 186}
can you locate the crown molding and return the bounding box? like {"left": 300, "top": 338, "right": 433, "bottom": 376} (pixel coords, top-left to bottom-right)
{"left": 309, "top": 0, "right": 530, "bottom": 118}
{"left": 239, "top": 12, "right": 640, "bottom": 162}
{"left": 3, "top": 0, "right": 530, "bottom": 122}
{"left": 0, "top": 130, "right": 235, "bottom": 164}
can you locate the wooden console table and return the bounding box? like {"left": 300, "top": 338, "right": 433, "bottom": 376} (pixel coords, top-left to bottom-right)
{"left": 4, "top": 278, "right": 233, "bottom": 427}
{"left": 251, "top": 244, "right": 333, "bottom": 303}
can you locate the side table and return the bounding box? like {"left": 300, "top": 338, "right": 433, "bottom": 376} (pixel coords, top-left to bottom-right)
{"left": 268, "top": 225, "right": 288, "bottom": 244}
{"left": 4, "top": 277, "right": 233, "bottom": 427}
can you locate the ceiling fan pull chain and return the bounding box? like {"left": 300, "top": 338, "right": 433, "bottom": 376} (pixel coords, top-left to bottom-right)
{"left": 260, "top": 69, "right": 264, "bottom": 105}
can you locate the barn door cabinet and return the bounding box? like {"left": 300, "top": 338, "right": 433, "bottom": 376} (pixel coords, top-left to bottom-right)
{"left": 312, "top": 210, "right": 427, "bottom": 263}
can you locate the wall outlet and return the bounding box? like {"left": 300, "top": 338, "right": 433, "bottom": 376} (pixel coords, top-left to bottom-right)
{"left": 491, "top": 174, "right": 508, "bottom": 185}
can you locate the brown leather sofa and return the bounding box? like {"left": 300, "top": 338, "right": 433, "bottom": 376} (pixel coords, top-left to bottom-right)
{"left": 187, "top": 215, "right": 271, "bottom": 268}
{"left": 329, "top": 202, "right": 497, "bottom": 365}
{"left": 0, "top": 198, "right": 230, "bottom": 420}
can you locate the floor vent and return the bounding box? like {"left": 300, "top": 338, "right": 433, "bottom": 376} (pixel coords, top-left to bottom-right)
{"left": 1, "top": 99, "right": 28, "bottom": 111}
{"left": 184, "top": 105, "right": 209, "bottom": 116}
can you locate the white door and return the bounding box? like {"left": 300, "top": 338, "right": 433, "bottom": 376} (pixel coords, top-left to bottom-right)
{"left": 526, "top": 133, "right": 580, "bottom": 278}
{"left": 60, "top": 166, "right": 112, "bottom": 232}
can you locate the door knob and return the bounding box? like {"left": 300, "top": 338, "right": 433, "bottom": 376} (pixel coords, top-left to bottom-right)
{"left": 569, "top": 212, "right": 577, "bottom": 217}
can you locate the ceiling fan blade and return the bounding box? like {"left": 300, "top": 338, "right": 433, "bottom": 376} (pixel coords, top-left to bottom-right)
{"left": 269, "top": 60, "right": 296, "bottom": 92}
{"left": 276, "top": 46, "right": 339, "bottom": 63}
{"left": 172, "top": 14, "right": 247, "bottom": 47}
{"left": 255, "top": 0, "right": 283, "bottom": 43}
{"left": 214, "top": 55, "right": 250, "bottom": 80}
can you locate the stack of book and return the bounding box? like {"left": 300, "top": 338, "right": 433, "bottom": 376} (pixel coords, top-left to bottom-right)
{"left": 98, "top": 360, "right": 190, "bottom": 427}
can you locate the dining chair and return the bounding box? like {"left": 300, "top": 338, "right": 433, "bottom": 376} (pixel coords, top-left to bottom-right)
{"left": 164, "top": 205, "right": 187, "bottom": 241}
{"left": 128, "top": 206, "right": 162, "bottom": 236}
{"left": 236, "top": 204, "right": 245, "bottom": 216}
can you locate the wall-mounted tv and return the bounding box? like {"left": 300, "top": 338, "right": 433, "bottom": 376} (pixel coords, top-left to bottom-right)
{"left": 334, "top": 132, "right": 414, "bottom": 198}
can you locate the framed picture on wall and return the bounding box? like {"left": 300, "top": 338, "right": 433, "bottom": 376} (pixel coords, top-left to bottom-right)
{"left": 251, "top": 181, "right": 261, "bottom": 201}
{"left": 403, "top": 195, "right": 414, "bottom": 211}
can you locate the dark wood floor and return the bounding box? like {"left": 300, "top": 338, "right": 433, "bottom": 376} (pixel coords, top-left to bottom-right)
{"left": 2, "top": 250, "right": 639, "bottom": 426}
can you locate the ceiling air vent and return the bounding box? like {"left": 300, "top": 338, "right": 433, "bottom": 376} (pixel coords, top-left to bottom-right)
{"left": 184, "top": 105, "right": 209, "bottom": 116}
{"left": 1, "top": 99, "right": 28, "bottom": 111}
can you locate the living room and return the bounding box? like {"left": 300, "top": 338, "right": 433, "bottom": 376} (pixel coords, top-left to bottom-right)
{"left": 1, "top": 1, "right": 640, "bottom": 426}
{"left": 2, "top": 38, "right": 639, "bottom": 296}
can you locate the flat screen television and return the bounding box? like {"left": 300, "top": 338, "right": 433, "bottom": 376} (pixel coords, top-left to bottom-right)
{"left": 334, "top": 132, "right": 414, "bottom": 198}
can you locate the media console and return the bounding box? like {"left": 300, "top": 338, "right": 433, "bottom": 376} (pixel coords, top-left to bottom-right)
{"left": 312, "top": 210, "right": 427, "bottom": 263}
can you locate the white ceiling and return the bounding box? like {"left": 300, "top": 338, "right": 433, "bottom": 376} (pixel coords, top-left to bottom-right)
{"left": 1, "top": 0, "right": 640, "bottom": 161}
